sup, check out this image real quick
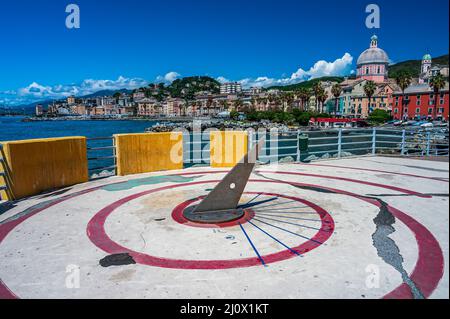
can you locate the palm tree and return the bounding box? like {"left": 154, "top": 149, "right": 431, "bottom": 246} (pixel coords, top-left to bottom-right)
{"left": 317, "top": 90, "right": 328, "bottom": 114}
{"left": 395, "top": 71, "right": 412, "bottom": 121}
{"left": 206, "top": 98, "right": 214, "bottom": 116}
{"left": 219, "top": 100, "right": 228, "bottom": 112}
{"left": 331, "top": 84, "right": 343, "bottom": 116}
{"left": 312, "top": 82, "right": 323, "bottom": 113}
{"left": 182, "top": 99, "right": 189, "bottom": 117}
{"left": 303, "top": 88, "right": 312, "bottom": 111}
{"left": 234, "top": 99, "right": 244, "bottom": 112}
{"left": 363, "top": 81, "right": 377, "bottom": 117}
{"left": 429, "top": 73, "right": 446, "bottom": 120}
{"left": 281, "top": 92, "right": 294, "bottom": 112}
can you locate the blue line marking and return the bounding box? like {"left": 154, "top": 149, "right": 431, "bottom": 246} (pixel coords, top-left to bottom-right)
{"left": 239, "top": 197, "right": 278, "bottom": 209}
{"left": 253, "top": 207, "right": 312, "bottom": 212}
{"left": 255, "top": 212, "right": 325, "bottom": 223}
{"left": 255, "top": 215, "right": 330, "bottom": 232}
{"left": 252, "top": 218, "right": 323, "bottom": 245}
{"left": 239, "top": 223, "right": 266, "bottom": 267}
{"left": 250, "top": 200, "right": 299, "bottom": 210}
{"left": 246, "top": 219, "right": 303, "bottom": 257}
{"left": 244, "top": 193, "right": 261, "bottom": 206}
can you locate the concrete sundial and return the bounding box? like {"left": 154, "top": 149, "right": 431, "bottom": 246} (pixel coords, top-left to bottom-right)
{"left": 183, "top": 138, "right": 266, "bottom": 224}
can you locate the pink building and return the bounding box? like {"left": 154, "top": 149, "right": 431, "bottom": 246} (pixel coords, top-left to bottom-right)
{"left": 356, "top": 35, "right": 389, "bottom": 83}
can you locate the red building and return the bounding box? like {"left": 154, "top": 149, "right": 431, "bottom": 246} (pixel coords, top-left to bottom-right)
{"left": 392, "top": 84, "right": 449, "bottom": 121}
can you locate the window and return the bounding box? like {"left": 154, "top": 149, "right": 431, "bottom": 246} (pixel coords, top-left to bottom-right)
{"left": 417, "top": 99, "right": 421, "bottom": 106}
{"left": 416, "top": 108, "right": 420, "bottom": 113}
{"left": 428, "top": 108, "right": 433, "bottom": 115}
{"left": 439, "top": 108, "right": 444, "bottom": 114}
{"left": 394, "top": 108, "right": 398, "bottom": 114}
{"left": 440, "top": 99, "right": 445, "bottom": 105}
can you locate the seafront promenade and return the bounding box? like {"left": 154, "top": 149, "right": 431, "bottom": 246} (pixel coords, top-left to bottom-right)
{"left": 0, "top": 157, "right": 448, "bottom": 299}
{"left": 0, "top": 132, "right": 448, "bottom": 299}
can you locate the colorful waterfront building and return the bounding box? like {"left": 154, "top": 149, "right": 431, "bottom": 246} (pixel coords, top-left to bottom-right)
{"left": 392, "top": 83, "right": 449, "bottom": 121}
{"left": 356, "top": 35, "right": 389, "bottom": 83}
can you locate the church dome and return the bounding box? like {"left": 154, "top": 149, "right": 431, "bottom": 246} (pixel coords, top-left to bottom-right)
{"left": 357, "top": 47, "right": 389, "bottom": 65}
{"left": 423, "top": 54, "right": 432, "bottom": 60}
{"left": 357, "top": 35, "right": 389, "bottom": 66}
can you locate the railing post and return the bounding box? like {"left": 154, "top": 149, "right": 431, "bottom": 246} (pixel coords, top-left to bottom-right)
{"left": 248, "top": 130, "right": 253, "bottom": 153}
{"left": 372, "top": 127, "right": 377, "bottom": 155}
{"left": 401, "top": 130, "right": 406, "bottom": 156}
{"left": 426, "top": 132, "right": 431, "bottom": 157}
{"left": 296, "top": 130, "right": 301, "bottom": 162}
{"left": 112, "top": 136, "right": 117, "bottom": 176}
{"left": 337, "top": 129, "right": 342, "bottom": 158}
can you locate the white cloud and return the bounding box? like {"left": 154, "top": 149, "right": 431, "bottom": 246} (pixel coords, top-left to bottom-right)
{"left": 1, "top": 76, "right": 149, "bottom": 106}
{"left": 156, "top": 71, "right": 181, "bottom": 83}
{"left": 216, "top": 76, "right": 230, "bottom": 84}
{"left": 236, "top": 53, "right": 354, "bottom": 88}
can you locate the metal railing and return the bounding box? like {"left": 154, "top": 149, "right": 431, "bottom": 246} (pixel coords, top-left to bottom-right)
{"left": 1, "top": 129, "right": 448, "bottom": 200}
{"left": 87, "top": 137, "right": 117, "bottom": 180}
{"left": 248, "top": 131, "right": 300, "bottom": 162}
{"left": 300, "top": 128, "right": 449, "bottom": 161}
{"left": 6, "top": 130, "right": 443, "bottom": 183}
{"left": 183, "top": 132, "right": 211, "bottom": 167}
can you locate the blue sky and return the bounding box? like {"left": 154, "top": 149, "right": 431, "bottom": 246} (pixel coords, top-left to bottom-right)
{"left": 0, "top": 0, "right": 448, "bottom": 106}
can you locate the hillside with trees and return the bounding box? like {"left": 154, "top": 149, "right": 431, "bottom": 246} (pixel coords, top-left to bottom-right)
{"left": 388, "top": 54, "right": 449, "bottom": 78}
{"left": 134, "top": 76, "right": 220, "bottom": 101}
{"left": 267, "top": 76, "right": 346, "bottom": 91}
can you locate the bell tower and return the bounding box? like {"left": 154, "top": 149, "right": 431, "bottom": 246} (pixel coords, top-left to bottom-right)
{"left": 420, "top": 54, "right": 432, "bottom": 84}
{"left": 370, "top": 35, "right": 378, "bottom": 48}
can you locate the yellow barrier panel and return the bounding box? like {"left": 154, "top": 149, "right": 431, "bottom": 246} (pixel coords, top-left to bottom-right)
{"left": 0, "top": 137, "right": 88, "bottom": 200}
{"left": 210, "top": 131, "right": 248, "bottom": 168}
{"left": 0, "top": 147, "right": 10, "bottom": 201}
{"left": 114, "top": 132, "right": 183, "bottom": 176}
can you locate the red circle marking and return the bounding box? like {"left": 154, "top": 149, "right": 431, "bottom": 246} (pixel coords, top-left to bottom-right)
{"left": 171, "top": 195, "right": 256, "bottom": 228}
{"left": 0, "top": 170, "right": 444, "bottom": 299}
{"left": 86, "top": 185, "right": 334, "bottom": 270}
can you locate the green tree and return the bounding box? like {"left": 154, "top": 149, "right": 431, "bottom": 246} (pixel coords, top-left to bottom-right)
{"left": 312, "top": 82, "right": 324, "bottom": 113}
{"left": 317, "top": 89, "right": 328, "bottom": 113}
{"left": 234, "top": 99, "right": 244, "bottom": 112}
{"left": 395, "top": 71, "right": 412, "bottom": 120}
{"left": 368, "top": 109, "right": 392, "bottom": 124}
{"left": 230, "top": 110, "right": 239, "bottom": 120}
{"left": 363, "top": 81, "right": 377, "bottom": 116}
{"left": 429, "top": 73, "right": 446, "bottom": 120}
{"left": 113, "top": 92, "right": 122, "bottom": 101}
{"left": 331, "top": 84, "right": 343, "bottom": 116}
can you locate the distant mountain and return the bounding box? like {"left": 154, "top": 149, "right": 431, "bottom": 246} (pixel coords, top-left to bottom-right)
{"left": 4, "top": 100, "right": 54, "bottom": 114}
{"left": 388, "top": 54, "right": 449, "bottom": 78}
{"left": 81, "top": 89, "right": 132, "bottom": 99}
{"left": 11, "top": 89, "right": 133, "bottom": 112}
